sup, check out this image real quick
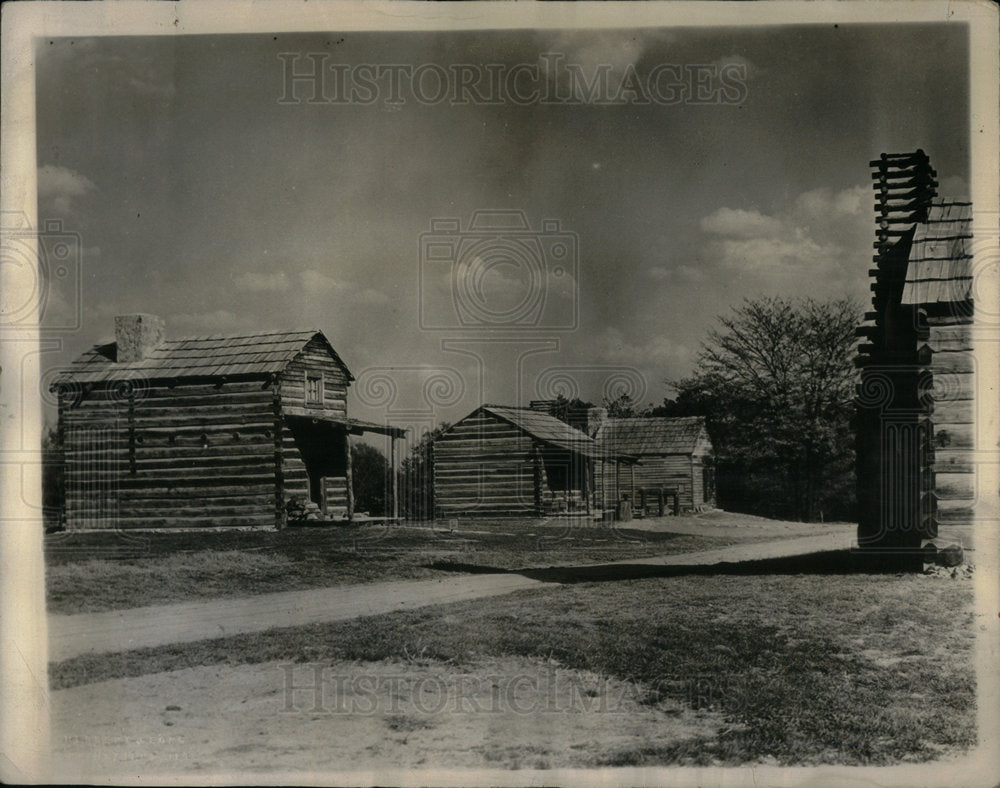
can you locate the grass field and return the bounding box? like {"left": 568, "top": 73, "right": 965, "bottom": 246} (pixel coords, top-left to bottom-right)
{"left": 49, "top": 549, "right": 976, "bottom": 766}
{"left": 45, "top": 518, "right": 774, "bottom": 614}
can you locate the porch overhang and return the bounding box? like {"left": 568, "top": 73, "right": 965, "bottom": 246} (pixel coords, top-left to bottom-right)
{"left": 284, "top": 405, "right": 407, "bottom": 438}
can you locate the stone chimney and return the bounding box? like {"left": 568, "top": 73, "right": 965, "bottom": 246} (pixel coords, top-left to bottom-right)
{"left": 586, "top": 406, "right": 607, "bottom": 439}
{"left": 115, "top": 314, "right": 165, "bottom": 362}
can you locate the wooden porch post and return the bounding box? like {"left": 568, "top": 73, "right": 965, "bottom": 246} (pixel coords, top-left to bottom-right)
{"left": 533, "top": 443, "right": 543, "bottom": 516}
{"left": 614, "top": 460, "right": 620, "bottom": 506}
{"left": 584, "top": 455, "right": 591, "bottom": 515}
{"left": 390, "top": 436, "right": 398, "bottom": 521}
{"left": 344, "top": 428, "right": 354, "bottom": 522}
{"left": 428, "top": 442, "right": 435, "bottom": 521}
{"left": 272, "top": 380, "right": 285, "bottom": 530}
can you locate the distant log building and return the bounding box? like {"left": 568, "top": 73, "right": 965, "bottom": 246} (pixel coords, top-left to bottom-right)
{"left": 856, "top": 150, "right": 975, "bottom": 563}
{"left": 51, "top": 315, "right": 403, "bottom": 530}
{"left": 430, "top": 403, "right": 712, "bottom": 517}
{"left": 430, "top": 405, "right": 613, "bottom": 517}
{"left": 593, "top": 415, "right": 715, "bottom": 513}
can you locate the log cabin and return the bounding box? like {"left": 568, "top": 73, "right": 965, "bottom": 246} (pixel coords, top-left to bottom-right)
{"left": 592, "top": 414, "right": 715, "bottom": 514}
{"left": 856, "top": 150, "right": 975, "bottom": 564}
{"left": 51, "top": 314, "right": 404, "bottom": 530}
{"left": 430, "top": 404, "right": 635, "bottom": 517}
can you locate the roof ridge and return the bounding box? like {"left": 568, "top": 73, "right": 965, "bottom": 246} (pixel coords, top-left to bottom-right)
{"left": 161, "top": 328, "right": 320, "bottom": 343}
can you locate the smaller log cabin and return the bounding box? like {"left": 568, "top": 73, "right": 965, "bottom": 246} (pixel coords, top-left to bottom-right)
{"left": 51, "top": 315, "right": 404, "bottom": 530}
{"left": 431, "top": 405, "right": 634, "bottom": 517}
{"left": 593, "top": 415, "right": 715, "bottom": 513}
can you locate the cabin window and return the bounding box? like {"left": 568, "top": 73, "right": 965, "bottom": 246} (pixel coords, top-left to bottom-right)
{"left": 305, "top": 372, "right": 324, "bottom": 405}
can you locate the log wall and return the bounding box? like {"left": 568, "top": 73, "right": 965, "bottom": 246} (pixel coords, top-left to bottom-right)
{"left": 62, "top": 379, "right": 277, "bottom": 529}
{"left": 279, "top": 335, "right": 350, "bottom": 415}
{"left": 927, "top": 314, "right": 975, "bottom": 547}
{"left": 432, "top": 411, "right": 538, "bottom": 517}
{"left": 593, "top": 452, "right": 711, "bottom": 512}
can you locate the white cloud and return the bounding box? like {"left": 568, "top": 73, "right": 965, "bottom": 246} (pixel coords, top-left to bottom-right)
{"left": 792, "top": 185, "right": 869, "bottom": 223}
{"left": 237, "top": 271, "right": 291, "bottom": 292}
{"left": 595, "top": 326, "right": 686, "bottom": 368}
{"left": 700, "top": 207, "right": 785, "bottom": 239}
{"left": 37, "top": 165, "right": 95, "bottom": 215}
{"left": 235, "top": 268, "right": 389, "bottom": 305}
{"left": 299, "top": 269, "right": 389, "bottom": 305}
{"left": 299, "top": 269, "right": 347, "bottom": 294}
{"left": 542, "top": 31, "right": 647, "bottom": 104}
{"left": 699, "top": 185, "right": 872, "bottom": 285}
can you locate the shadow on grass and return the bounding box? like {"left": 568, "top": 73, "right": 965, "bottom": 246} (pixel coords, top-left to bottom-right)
{"left": 426, "top": 549, "right": 920, "bottom": 584}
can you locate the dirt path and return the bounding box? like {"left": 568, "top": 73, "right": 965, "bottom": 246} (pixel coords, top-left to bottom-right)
{"left": 49, "top": 655, "right": 725, "bottom": 779}
{"left": 49, "top": 529, "right": 855, "bottom": 662}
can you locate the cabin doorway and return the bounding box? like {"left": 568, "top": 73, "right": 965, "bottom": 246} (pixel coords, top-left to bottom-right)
{"left": 286, "top": 418, "right": 346, "bottom": 517}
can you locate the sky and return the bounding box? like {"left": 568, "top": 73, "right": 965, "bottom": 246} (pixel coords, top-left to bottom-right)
{"left": 33, "top": 23, "right": 970, "bottom": 445}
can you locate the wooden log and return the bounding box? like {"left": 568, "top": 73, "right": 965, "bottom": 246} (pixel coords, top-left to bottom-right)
{"left": 926, "top": 313, "right": 974, "bottom": 327}
{"left": 935, "top": 500, "right": 975, "bottom": 522}
{"left": 928, "top": 324, "right": 973, "bottom": 352}
{"left": 129, "top": 400, "right": 274, "bottom": 419}
{"left": 932, "top": 451, "right": 975, "bottom": 474}
{"left": 930, "top": 371, "right": 975, "bottom": 401}
{"left": 934, "top": 472, "right": 976, "bottom": 500}
{"left": 91, "top": 514, "right": 277, "bottom": 529}
{"left": 928, "top": 351, "right": 975, "bottom": 375}
{"left": 65, "top": 442, "right": 274, "bottom": 460}
{"left": 931, "top": 423, "right": 974, "bottom": 449}
{"left": 930, "top": 399, "right": 974, "bottom": 424}
{"left": 78, "top": 501, "right": 276, "bottom": 518}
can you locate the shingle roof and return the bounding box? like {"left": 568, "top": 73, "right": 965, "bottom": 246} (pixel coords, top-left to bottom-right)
{"left": 52, "top": 329, "right": 353, "bottom": 386}
{"left": 596, "top": 416, "right": 708, "bottom": 456}
{"left": 481, "top": 405, "right": 613, "bottom": 460}
{"left": 901, "top": 199, "right": 973, "bottom": 306}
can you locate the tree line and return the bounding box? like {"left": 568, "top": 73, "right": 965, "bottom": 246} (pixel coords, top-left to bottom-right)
{"left": 606, "top": 297, "right": 860, "bottom": 522}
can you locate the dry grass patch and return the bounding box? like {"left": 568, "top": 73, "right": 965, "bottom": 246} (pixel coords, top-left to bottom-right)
{"left": 50, "top": 553, "right": 975, "bottom": 766}
{"left": 45, "top": 522, "right": 766, "bottom": 613}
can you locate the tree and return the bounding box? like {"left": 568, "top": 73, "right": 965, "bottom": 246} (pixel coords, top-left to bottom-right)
{"left": 602, "top": 391, "right": 660, "bottom": 419}
{"left": 603, "top": 391, "right": 640, "bottom": 418}
{"left": 399, "top": 422, "right": 450, "bottom": 520}
{"left": 351, "top": 442, "right": 390, "bottom": 516}
{"left": 669, "top": 297, "right": 861, "bottom": 522}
